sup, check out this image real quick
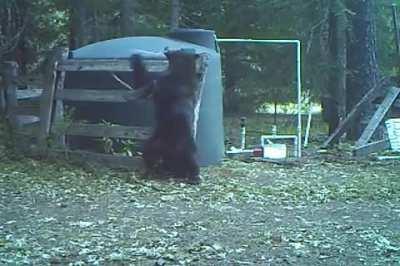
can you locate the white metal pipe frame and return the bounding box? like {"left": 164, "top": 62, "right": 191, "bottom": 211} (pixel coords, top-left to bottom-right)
{"left": 217, "top": 38, "right": 302, "bottom": 157}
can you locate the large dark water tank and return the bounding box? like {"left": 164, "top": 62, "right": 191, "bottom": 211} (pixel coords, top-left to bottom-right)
{"left": 66, "top": 32, "right": 224, "bottom": 167}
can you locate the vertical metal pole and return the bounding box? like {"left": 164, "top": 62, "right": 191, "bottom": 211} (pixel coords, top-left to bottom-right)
{"left": 296, "top": 41, "right": 302, "bottom": 157}
{"left": 240, "top": 117, "right": 246, "bottom": 150}
{"left": 304, "top": 105, "right": 312, "bottom": 147}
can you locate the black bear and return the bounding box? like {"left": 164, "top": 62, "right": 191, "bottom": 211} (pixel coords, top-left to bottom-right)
{"left": 131, "top": 49, "right": 200, "bottom": 184}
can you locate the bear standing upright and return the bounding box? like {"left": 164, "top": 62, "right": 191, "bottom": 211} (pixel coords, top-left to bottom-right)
{"left": 131, "top": 50, "right": 200, "bottom": 184}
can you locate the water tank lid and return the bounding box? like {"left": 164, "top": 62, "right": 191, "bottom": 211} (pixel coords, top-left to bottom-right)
{"left": 168, "top": 28, "right": 217, "bottom": 51}
{"left": 172, "top": 28, "right": 215, "bottom": 34}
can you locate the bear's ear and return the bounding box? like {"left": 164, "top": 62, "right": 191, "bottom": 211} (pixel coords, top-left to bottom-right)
{"left": 164, "top": 48, "right": 175, "bottom": 59}
{"left": 164, "top": 52, "right": 173, "bottom": 62}
{"left": 163, "top": 47, "right": 171, "bottom": 59}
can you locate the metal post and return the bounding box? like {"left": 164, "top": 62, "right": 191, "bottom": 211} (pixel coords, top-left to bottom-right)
{"left": 240, "top": 117, "right": 246, "bottom": 150}
{"left": 304, "top": 105, "right": 313, "bottom": 148}
{"left": 296, "top": 40, "right": 302, "bottom": 157}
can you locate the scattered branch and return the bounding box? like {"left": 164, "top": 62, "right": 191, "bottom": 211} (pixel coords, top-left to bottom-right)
{"left": 110, "top": 72, "right": 134, "bottom": 90}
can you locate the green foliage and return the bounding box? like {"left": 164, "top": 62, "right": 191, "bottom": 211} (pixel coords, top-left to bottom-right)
{"left": 221, "top": 43, "right": 297, "bottom": 113}
{"left": 0, "top": 115, "right": 16, "bottom": 155}
{"left": 97, "top": 120, "right": 137, "bottom": 156}
{"left": 47, "top": 107, "right": 75, "bottom": 149}
{"left": 376, "top": 2, "right": 400, "bottom": 76}
{"left": 1, "top": 0, "right": 398, "bottom": 114}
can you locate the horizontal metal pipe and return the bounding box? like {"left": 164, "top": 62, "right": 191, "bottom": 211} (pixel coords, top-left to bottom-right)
{"left": 217, "top": 38, "right": 300, "bottom": 45}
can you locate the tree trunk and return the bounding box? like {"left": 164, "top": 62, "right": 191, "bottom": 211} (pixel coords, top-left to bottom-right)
{"left": 69, "top": 0, "right": 90, "bottom": 50}
{"left": 0, "top": 1, "right": 28, "bottom": 67}
{"left": 346, "top": 0, "right": 379, "bottom": 140}
{"left": 321, "top": 0, "right": 348, "bottom": 137}
{"left": 334, "top": 0, "right": 347, "bottom": 122}
{"left": 120, "top": 0, "right": 136, "bottom": 36}
{"left": 15, "top": 0, "right": 30, "bottom": 75}
{"left": 170, "top": 0, "right": 181, "bottom": 30}
{"left": 91, "top": 12, "right": 100, "bottom": 42}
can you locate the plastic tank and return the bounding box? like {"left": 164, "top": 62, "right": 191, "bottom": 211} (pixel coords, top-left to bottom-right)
{"left": 66, "top": 33, "right": 224, "bottom": 167}
{"left": 168, "top": 28, "right": 217, "bottom": 51}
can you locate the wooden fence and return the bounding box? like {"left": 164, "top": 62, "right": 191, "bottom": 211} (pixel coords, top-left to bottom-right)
{"left": 1, "top": 61, "right": 42, "bottom": 150}
{"left": 38, "top": 52, "right": 208, "bottom": 169}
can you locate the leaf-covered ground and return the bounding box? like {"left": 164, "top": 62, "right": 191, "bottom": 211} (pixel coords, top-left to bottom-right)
{"left": 1, "top": 116, "right": 400, "bottom": 265}
{"left": 1, "top": 154, "right": 399, "bottom": 265}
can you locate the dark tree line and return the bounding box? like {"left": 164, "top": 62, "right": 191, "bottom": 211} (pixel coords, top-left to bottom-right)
{"left": 0, "top": 0, "right": 396, "bottom": 139}
{"left": 320, "top": 0, "right": 380, "bottom": 139}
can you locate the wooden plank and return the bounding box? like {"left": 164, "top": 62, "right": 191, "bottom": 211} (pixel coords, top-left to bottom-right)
{"left": 38, "top": 48, "right": 69, "bottom": 152}
{"left": 14, "top": 122, "right": 40, "bottom": 136}
{"left": 57, "top": 58, "right": 168, "bottom": 72}
{"left": 14, "top": 115, "right": 40, "bottom": 126}
{"left": 58, "top": 59, "right": 131, "bottom": 72}
{"left": 66, "top": 123, "right": 151, "bottom": 140}
{"left": 56, "top": 89, "right": 147, "bottom": 102}
{"left": 54, "top": 69, "right": 67, "bottom": 147}
{"left": 353, "top": 139, "right": 391, "bottom": 156}
{"left": 11, "top": 105, "right": 40, "bottom": 116}
{"left": 356, "top": 87, "right": 400, "bottom": 146}
{"left": 48, "top": 149, "right": 144, "bottom": 170}
{"left": 16, "top": 89, "right": 43, "bottom": 100}
{"left": 56, "top": 89, "right": 128, "bottom": 102}
{"left": 39, "top": 61, "right": 59, "bottom": 146}
{"left": 3, "top": 62, "right": 19, "bottom": 128}
{"left": 322, "top": 80, "right": 385, "bottom": 148}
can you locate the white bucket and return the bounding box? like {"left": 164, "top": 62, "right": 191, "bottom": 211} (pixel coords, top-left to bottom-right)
{"left": 385, "top": 118, "right": 400, "bottom": 151}
{"left": 263, "top": 144, "right": 287, "bottom": 159}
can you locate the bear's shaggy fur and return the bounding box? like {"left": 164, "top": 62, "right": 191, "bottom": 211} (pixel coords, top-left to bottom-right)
{"left": 132, "top": 50, "right": 200, "bottom": 184}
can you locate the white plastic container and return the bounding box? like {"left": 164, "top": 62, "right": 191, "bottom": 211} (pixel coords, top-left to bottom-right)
{"left": 385, "top": 118, "right": 400, "bottom": 151}
{"left": 263, "top": 144, "right": 287, "bottom": 159}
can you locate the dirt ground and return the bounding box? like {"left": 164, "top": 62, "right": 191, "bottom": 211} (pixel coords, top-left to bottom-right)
{"left": 1, "top": 114, "right": 400, "bottom": 265}
{"left": 1, "top": 150, "right": 399, "bottom": 265}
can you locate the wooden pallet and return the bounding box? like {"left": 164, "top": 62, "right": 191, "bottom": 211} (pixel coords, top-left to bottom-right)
{"left": 39, "top": 50, "right": 209, "bottom": 169}
{"left": 353, "top": 87, "right": 400, "bottom": 156}
{"left": 321, "top": 78, "right": 400, "bottom": 156}
{"left": 321, "top": 80, "right": 384, "bottom": 148}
